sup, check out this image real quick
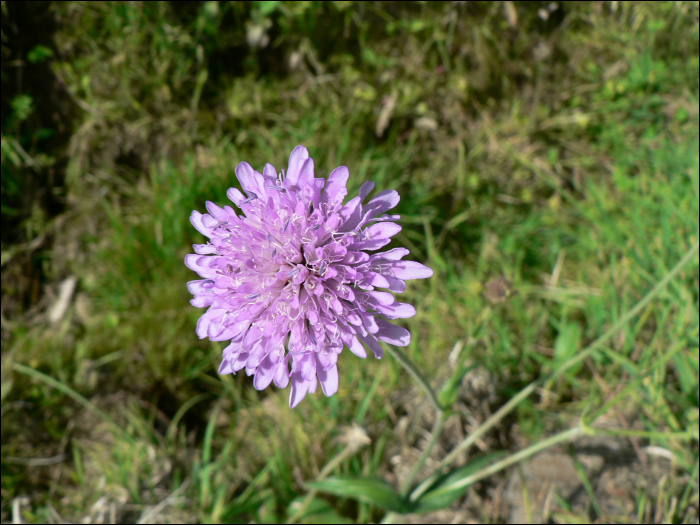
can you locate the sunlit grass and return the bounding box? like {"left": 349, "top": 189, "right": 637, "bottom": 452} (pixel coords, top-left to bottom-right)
{"left": 1, "top": 1, "right": 698, "bottom": 523}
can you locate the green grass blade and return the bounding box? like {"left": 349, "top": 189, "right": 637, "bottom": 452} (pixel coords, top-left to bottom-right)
{"left": 12, "top": 362, "right": 133, "bottom": 443}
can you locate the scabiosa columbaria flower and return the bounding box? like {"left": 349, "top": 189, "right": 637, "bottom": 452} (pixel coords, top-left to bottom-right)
{"left": 185, "top": 146, "right": 433, "bottom": 407}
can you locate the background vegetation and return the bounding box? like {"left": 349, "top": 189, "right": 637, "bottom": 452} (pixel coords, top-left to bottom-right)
{"left": 1, "top": 1, "right": 698, "bottom": 523}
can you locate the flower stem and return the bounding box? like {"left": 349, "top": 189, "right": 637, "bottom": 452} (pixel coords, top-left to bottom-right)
{"left": 411, "top": 239, "right": 699, "bottom": 501}
{"left": 384, "top": 344, "right": 444, "bottom": 412}
{"left": 410, "top": 426, "right": 584, "bottom": 502}
{"left": 400, "top": 409, "right": 446, "bottom": 498}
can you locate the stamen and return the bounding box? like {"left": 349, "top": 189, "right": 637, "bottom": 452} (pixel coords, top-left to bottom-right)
{"left": 239, "top": 196, "right": 257, "bottom": 205}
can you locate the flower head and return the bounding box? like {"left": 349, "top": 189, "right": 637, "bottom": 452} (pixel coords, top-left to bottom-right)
{"left": 185, "top": 146, "right": 433, "bottom": 407}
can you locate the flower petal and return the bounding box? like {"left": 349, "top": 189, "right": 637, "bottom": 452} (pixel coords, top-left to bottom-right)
{"left": 196, "top": 308, "right": 224, "bottom": 339}
{"left": 286, "top": 145, "right": 309, "bottom": 184}
{"left": 387, "top": 260, "right": 433, "bottom": 280}
{"left": 371, "top": 247, "right": 410, "bottom": 261}
{"left": 273, "top": 358, "right": 290, "bottom": 388}
{"left": 253, "top": 352, "right": 279, "bottom": 390}
{"left": 384, "top": 276, "right": 406, "bottom": 293}
{"left": 347, "top": 335, "right": 367, "bottom": 358}
{"left": 362, "top": 271, "right": 390, "bottom": 288}
{"left": 338, "top": 195, "right": 362, "bottom": 231}
{"left": 218, "top": 359, "right": 233, "bottom": 374}
{"left": 246, "top": 339, "right": 267, "bottom": 368}
{"left": 243, "top": 325, "right": 264, "bottom": 350}
{"left": 193, "top": 243, "right": 218, "bottom": 254}
{"left": 357, "top": 332, "right": 384, "bottom": 359}
{"left": 321, "top": 166, "right": 349, "bottom": 208}
{"left": 361, "top": 190, "right": 400, "bottom": 223}
{"left": 373, "top": 302, "right": 416, "bottom": 319}
{"left": 297, "top": 158, "right": 320, "bottom": 207}
{"left": 227, "top": 187, "right": 246, "bottom": 207}
{"left": 289, "top": 373, "right": 310, "bottom": 407}
{"left": 263, "top": 163, "right": 277, "bottom": 179}
{"left": 235, "top": 161, "right": 266, "bottom": 198}
{"left": 375, "top": 318, "right": 411, "bottom": 346}
{"left": 363, "top": 222, "right": 402, "bottom": 241}
{"left": 190, "top": 211, "right": 215, "bottom": 238}
{"left": 350, "top": 238, "right": 392, "bottom": 251}
{"left": 300, "top": 353, "right": 316, "bottom": 381}
{"left": 318, "top": 363, "right": 339, "bottom": 397}
{"left": 205, "top": 201, "right": 229, "bottom": 222}
{"left": 307, "top": 374, "right": 318, "bottom": 394}
{"left": 191, "top": 294, "right": 216, "bottom": 308}
{"left": 359, "top": 181, "right": 375, "bottom": 201}
{"left": 233, "top": 352, "right": 249, "bottom": 372}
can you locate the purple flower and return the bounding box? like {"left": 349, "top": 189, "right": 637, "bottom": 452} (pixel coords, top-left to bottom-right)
{"left": 185, "top": 146, "right": 433, "bottom": 407}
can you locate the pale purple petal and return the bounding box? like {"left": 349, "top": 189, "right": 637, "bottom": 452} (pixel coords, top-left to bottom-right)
{"left": 373, "top": 302, "right": 416, "bottom": 319}
{"left": 289, "top": 374, "right": 310, "bottom": 408}
{"left": 219, "top": 360, "right": 233, "bottom": 374}
{"left": 357, "top": 332, "right": 384, "bottom": 359}
{"left": 263, "top": 163, "right": 277, "bottom": 179}
{"left": 205, "top": 201, "right": 229, "bottom": 222}
{"left": 318, "top": 364, "right": 339, "bottom": 397}
{"left": 190, "top": 211, "right": 215, "bottom": 238}
{"left": 286, "top": 145, "right": 310, "bottom": 184}
{"left": 253, "top": 353, "right": 279, "bottom": 390}
{"left": 387, "top": 260, "right": 434, "bottom": 280}
{"left": 361, "top": 190, "right": 400, "bottom": 223}
{"left": 371, "top": 247, "right": 410, "bottom": 261}
{"left": 375, "top": 318, "right": 411, "bottom": 346}
{"left": 307, "top": 374, "right": 318, "bottom": 394}
{"left": 347, "top": 335, "right": 367, "bottom": 358}
{"left": 235, "top": 161, "right": 267, "bottom": 199}
{"left": 363, "top": 222, "right": 402, "bottom": 241}
{"left": 359, "top": 181, "right": 375, "bottom": 201}
{"left": 273, "top": 359, "right": 290, "bottom": 388}
{"left": 321, "top": 166, "right": 349, "bottom": 207}
{"left": 193, "top": 243, "right": 218, "bottom": 255}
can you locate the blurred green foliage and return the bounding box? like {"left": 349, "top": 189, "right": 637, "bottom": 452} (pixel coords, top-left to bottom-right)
{"left": 1, "top": 1, "right": 698, "bottom": 523}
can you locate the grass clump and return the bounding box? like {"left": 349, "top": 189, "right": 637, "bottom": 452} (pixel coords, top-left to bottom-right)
{"left": 1, "top": 1, "right": 698, "bottom": 523}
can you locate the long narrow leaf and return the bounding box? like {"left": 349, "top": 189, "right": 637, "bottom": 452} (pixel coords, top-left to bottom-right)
{"left": 413, "top": 452, "right": 505, "bottom": 513}
{"left": 306, "top": 477, "right": 411, "bottom": 513}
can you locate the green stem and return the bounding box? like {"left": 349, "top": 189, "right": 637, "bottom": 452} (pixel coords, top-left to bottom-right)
{"left": 400, "top": 409, "right": 445, "bottom": 497}
{"left": 384, "top": 344, "right": 443, "bottom": 412}
{"left": 411, "top": 240, "right": 699, "bottom": 500}
{"left": 411, "top": 382, "right": 538, "bottom": 501}
{"left": 410, "top": 427, "right": 584, "bottom": 502}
